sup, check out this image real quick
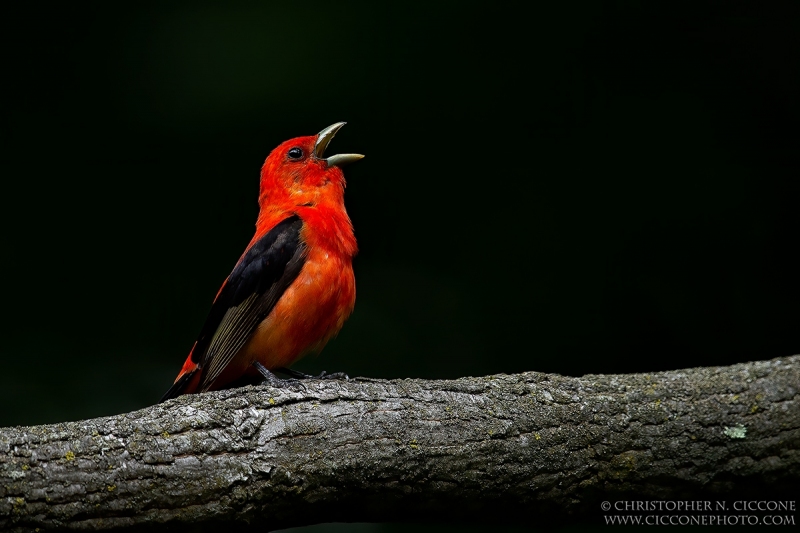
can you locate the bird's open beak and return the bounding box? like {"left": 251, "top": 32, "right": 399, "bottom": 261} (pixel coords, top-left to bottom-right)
{"left": 314, "top": 122, "right": 364, "bottom": 168}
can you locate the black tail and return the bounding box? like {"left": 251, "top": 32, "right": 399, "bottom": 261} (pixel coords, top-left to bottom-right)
{"left": 159, "top": 370, "right": 198, "bottom": 403}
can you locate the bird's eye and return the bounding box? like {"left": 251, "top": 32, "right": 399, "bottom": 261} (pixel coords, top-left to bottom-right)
{"left": 287, "top": 147, "right": 303, "bottom": 160}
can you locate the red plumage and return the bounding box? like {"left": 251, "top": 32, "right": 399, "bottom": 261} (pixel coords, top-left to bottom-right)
{"left": 161, "top": 123, "right": 363, "bottom": 401}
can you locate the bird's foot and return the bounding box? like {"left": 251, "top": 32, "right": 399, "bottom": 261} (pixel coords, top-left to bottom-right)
{"left": 275, "top": 367, "right": 349, "bottom": 380}
{"left": 252, "top": 362, "right": 306, "bottom": 391}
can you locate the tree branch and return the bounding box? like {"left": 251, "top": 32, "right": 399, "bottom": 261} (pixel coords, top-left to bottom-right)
{"left": 2, "top": 356, "right": 799, "bottom": 531}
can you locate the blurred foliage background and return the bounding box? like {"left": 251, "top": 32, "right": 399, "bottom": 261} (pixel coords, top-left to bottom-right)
{"left": 1, "top": 0, "right": 798, "bottom": 529}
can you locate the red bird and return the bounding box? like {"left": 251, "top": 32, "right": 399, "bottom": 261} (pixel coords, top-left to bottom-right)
{"left": 161, "top": 123, "right": 363, "bottom": 401}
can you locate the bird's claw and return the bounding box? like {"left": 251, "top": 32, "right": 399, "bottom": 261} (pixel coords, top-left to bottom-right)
{"left": 253, "top": 362, "right": 306, "bottom": 391}
{"left": 275, "top": 367, "right": 349, "bottom": 380}
{"left": 318, "top": 371, "right": 349, "bottom": 380}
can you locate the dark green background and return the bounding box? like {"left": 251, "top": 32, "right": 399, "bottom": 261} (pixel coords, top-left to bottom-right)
{"left": 1, "top": 0, "right": 798, "bottom": 529}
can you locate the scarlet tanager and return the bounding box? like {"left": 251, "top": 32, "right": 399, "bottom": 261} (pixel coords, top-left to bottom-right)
{"left": 161, "top": 123, "right": 363, "bottom": 401}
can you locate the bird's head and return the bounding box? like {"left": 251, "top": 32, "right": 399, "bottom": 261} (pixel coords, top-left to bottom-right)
{"left": 259, "top": 122, "right": 363, "bottom": 209}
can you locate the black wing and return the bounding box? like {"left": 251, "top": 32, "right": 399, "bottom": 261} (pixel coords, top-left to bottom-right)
{"left": 192, "top": 215, "right": 306, "bottom": 391}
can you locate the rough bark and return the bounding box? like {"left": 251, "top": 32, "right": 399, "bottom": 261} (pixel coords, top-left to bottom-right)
{"left": 1, "top": 356, "right": 799, "bottom": 532}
